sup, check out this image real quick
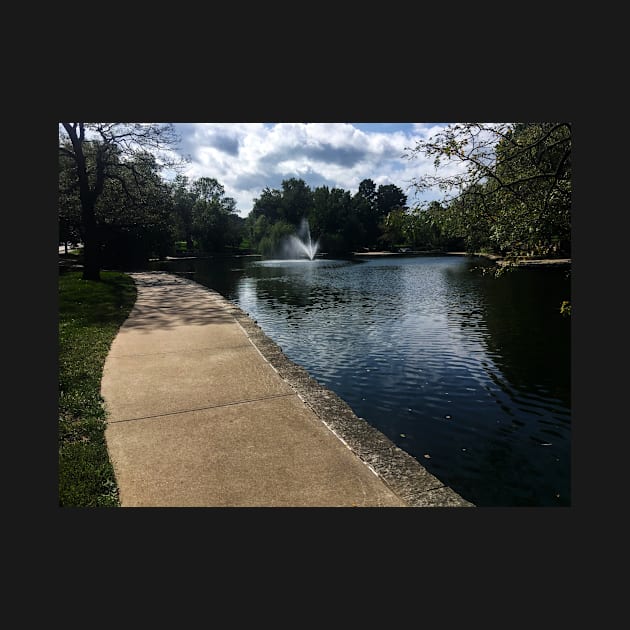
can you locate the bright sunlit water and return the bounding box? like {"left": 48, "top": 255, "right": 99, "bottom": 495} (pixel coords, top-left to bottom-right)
{"left": 148, "top": 254, "right": 571, "bottom": 506}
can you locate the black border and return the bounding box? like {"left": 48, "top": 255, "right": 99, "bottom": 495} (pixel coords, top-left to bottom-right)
{"left": 31, "top": 48, "right": 598, "bottom": 597}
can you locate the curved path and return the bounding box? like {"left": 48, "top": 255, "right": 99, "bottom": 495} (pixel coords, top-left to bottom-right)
{"left": 101, "top": 272, "right": 473, "bottom": 507}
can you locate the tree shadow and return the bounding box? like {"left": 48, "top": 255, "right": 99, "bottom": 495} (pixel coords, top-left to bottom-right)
{"left": 121, "top": 272, "right": 237, "bottom": 330}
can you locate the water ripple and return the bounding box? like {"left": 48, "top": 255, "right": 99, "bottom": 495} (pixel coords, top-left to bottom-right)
{"left": 151, "top": 254, "right": 571, "bottom": 506}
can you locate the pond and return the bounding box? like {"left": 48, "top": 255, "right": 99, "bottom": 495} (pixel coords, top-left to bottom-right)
{"left": 147, "top": 254, "right": 571, "bottom": 506}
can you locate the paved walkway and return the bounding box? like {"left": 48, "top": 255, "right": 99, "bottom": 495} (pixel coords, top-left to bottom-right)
{"left": 101, "top": 272, "right": 473, "bottom": 507}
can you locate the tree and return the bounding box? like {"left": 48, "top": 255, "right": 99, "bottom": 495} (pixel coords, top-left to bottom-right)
{"left": 224, "top": 213, "right": 247, "bottom": 251}
{"left": 96, "top": 150, "right": 176, "bottom": 267}
{"left": 376, "top": 183, "right": 407, "bottom": 217}
{"left": 257, "top": 220, "right": 295, "bottom": 258}
{"left": 190, "top": 177, "right": 239, "bottom": 252}
{"left": 381, "top": 208, "right": 409, "bottom": 249}
{"left": 172, "top": 175, "right": 196, "bottom": 249}
{"left": 491, "top": 123, "right": 571, "bottom": 256}
{"left": 246, "top": 179, "right": 315, "bottom": 255}
{"left": 245, "top": 178, "right": 410, "bottom": 256}
{"left": 442, "top": 184, "right": 495, "bottom": 253}
{"left": 250, "top": 186, "right": 284, "bottom": 223}
{"left": 405, "top": 202, "right": 455, "bottom": 251}
{"left": 374, "top": 184, "right": 408, "bottom": 250}
{"left": 58, "top": 145, "right": 83, "bottom": 251}
{"left": 310, "top": 186, "right": 353, "bottom": 254}
{"left": 280, "top": 178, "right": 313, "bottom": 226}
{"left": 357, "top": 178, "right": 378, "bottom": 208}
{"left": 404, "top": 122, "right": 571, "bottom": 258}
{"left": 352, "top": 179, "right": 380, "bottom": 248}
{"left": 59, "top": 123, "right": 183, "bottom": 280}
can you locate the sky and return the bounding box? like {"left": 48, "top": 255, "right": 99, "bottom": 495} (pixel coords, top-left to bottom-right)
{"left": 169, "top": 122, "right": 456, "bottom": 218}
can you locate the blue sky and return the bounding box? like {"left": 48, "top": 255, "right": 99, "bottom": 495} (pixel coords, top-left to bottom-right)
{"left": 170, "top": 122, "right": 454, "bottom": 217}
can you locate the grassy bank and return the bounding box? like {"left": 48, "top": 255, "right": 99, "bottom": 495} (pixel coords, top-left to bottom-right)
{"left": 58, "top": 270, "right": 137, "bottom": 506}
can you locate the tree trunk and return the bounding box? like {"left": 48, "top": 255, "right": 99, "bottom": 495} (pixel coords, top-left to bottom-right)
{"left": 82, "top": 244, "right": 101, "bottom": 281}
{"left": 61, "top": 123, "right": 102, "bottom": 282}
{"left": 81, "top": 206, "right": 101, "bottom": 281}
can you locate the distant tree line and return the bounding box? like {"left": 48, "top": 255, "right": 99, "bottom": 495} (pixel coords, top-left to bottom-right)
{"left": 244, "top": 177, "right": 411, "bottom": 256}
{"left": 244, "top": 122, "right": 571, "bottom": 259}
{"left": 59, "top": 122, "right": 571, "bottom": 280}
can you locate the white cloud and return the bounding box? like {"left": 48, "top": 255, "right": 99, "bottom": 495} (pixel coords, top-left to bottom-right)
{"left": 172, "top": 122, "right": 463, "bottom": 217}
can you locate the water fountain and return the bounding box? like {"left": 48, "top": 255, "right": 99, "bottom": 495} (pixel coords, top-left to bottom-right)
{"left": 285, "top": 218, "right": 320, "bottom": 260}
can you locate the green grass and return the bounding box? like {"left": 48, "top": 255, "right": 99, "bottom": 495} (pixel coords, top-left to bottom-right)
{"left": 58, "top": 270, "right": 137, "bottom": 506}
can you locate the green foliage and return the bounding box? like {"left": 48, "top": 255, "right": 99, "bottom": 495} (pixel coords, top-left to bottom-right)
{"left": 377, "top": 184, "right": 407, "bottom": 217}
{"left": 171, "top": 176, "right": 245, "bottom": 253}
{"left": 249, "top": 187, "right": 284, "bottom": 224}
{"left": 258, "top": 220, "right": 295, "bottom": 257}
{"left": 58, "top": 143, "right": 83, "bottom": 247}
{"left": 381, "top": 208, "right": 408, "bottom": 249}
{"left": 404, "top": 122, "right": 571, "bottom": 259}
{"left": 491, "top": 123, "right": 571, "bottom": 256}
{"left": 58, "top": 271, "right": 137, "bottom": 506}
{"left": 245, "top": 177, "right": 408, "bottom": 255}
{"left": 59, "top": 123, "right": 184, "bottom": 279}
{"left": 172, "top": 175, "right": 197, "bottom": 249}
{"left": 59, "top": 139, "right": 177, "bottom": 268}
{"left": 352, "top": 179, "right": 380, "bottom": 246}
{"left": 281, "top": 178, "right": 313, "bottom": 225}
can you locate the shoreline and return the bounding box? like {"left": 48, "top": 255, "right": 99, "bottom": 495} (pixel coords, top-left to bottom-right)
{"left": 190, "top": 276, "right": 474, "bottom": 507}
{"left": 352, "top": 250, "right": 571, "bottom": 268}
{"left": 470, "top": 252, "right": 571, "bottom": 268}
{"left": 63, "top": 249, "right": 571, "bottom": 270}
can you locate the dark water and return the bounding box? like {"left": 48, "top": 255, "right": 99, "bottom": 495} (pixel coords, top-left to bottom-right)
{"left": 148, "top": 254, "right": 571, "bottom": 506}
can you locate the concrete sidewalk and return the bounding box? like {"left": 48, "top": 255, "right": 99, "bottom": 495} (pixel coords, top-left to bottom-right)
{"left": 101, "top": 272, "right": 473, "bottom": 507}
